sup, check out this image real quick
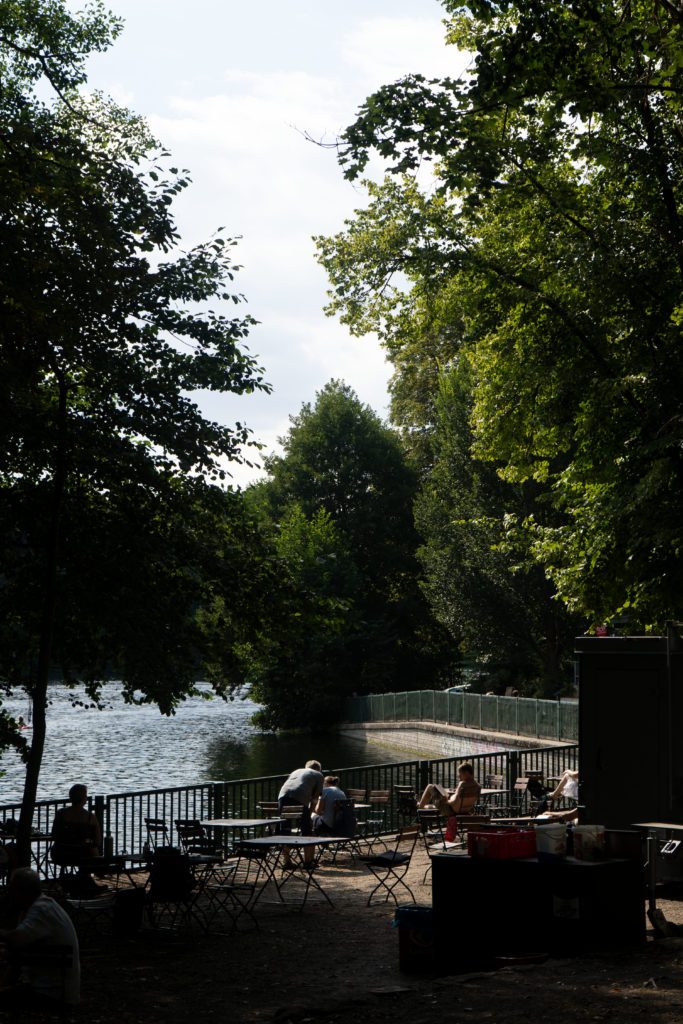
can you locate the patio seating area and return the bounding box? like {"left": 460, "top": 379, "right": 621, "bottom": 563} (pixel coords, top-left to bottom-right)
{"left": 14, "top": 837, "right": 683, "bottom": 1024}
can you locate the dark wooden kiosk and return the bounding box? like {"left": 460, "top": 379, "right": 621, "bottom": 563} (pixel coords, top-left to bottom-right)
{"left": 431, "top": 631, "right": 674, "bottom": 971}
{"left": 432, "top": 852, "right": 644, "bottom": 971}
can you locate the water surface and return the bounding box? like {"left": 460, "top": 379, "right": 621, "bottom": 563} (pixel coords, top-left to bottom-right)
{"left": 0, "top": 683, "right": 419, "bottom": 804}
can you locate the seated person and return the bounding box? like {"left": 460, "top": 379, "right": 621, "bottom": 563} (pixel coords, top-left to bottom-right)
{"left": 419, "top": 763, "right": 481, "bottom": 819}
{"left": 51, "top": 783, "right": 104, "bottom": 893}
{"left": 312, "top": 776, "right": 348, "bottom": 835}
{"left": 548, "top": 769, "right": 579, "bottom": 806}
{"left": 0, "top": 868, "right": 80, "bottom": 1010}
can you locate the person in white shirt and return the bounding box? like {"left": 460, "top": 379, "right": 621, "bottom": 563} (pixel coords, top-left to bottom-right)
{"left": 0, "top": 868, "right": 80, "bottom": 1009}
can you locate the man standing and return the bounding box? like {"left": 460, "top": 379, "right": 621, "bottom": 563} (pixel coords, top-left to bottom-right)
{"left": 278, "top": 759, "right": 324, "bottom": 866}
{"left": 0, "top": 868, "right": 80, "bottom": 1009}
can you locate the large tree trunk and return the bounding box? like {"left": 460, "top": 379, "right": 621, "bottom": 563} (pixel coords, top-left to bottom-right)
{"left": 16, "top": 374, "right": 67, "bottom": 868}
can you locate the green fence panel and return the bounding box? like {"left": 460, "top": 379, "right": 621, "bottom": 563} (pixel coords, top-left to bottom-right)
{"left": 496, "top": 696, "right": 517, "bottom": 733}
{"left": 559, "top": 702, "right": 578, "bottom": 741}
{"left": 370, "top": 694, "right": 384, "bottom": 722}
{"left": 536, "top": 700, "right": 558, "bottom": 739}
{"left": 434, "top": 690, "right": 448, "bottom": 723}
{"left": 407, "top": 691, "right": 421, "bottom": 719}
{"left": 516, "top": 700, "right": 537, "bottom": 736}
{"left": 480, "top": 696, "right": 499, "bottom": 732}
{"left": 342, "top": 689, "right": 580, "bottom": 744}
{"left": 462, "top": 693, "right": 480, "bottom": 728}
{"left": 420, "top": 690, "right": 436, "bottom": 720}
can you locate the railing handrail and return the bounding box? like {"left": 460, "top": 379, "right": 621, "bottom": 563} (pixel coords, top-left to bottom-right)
{"left": 3, "top": 743, "right": 578, "bottom": 878}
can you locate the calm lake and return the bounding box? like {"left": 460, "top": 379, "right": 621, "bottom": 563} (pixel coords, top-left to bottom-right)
{"left": 0, "top": 682, "right": 507, "bottom": 805}
{"left": 0, "top": 683, "right": 404, "bottom": 805}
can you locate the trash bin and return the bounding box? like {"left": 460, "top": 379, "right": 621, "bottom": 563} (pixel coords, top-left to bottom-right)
{"left": 394, "top": 905, "right": 433, "bottom": 973}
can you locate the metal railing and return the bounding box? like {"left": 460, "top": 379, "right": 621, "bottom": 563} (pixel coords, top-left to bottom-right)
{"left": 1, "top": 743, "right": 578, "bottom": 877}
{"left": 344, "top": 691, "right": 578, "bottom": 742}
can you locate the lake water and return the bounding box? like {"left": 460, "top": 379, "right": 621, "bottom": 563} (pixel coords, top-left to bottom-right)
{"left": 0, "top": 682, "right": 509, "bottom": 805}
{"left": 0, "top": 683, "right": 403, "bottom": 804}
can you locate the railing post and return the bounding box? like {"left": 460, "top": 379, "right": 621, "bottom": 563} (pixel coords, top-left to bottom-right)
{"left": 93, "top": 794, "right": 106, "bottom": 844}
{"left": 418, "top": 759, "right": 430, "bottom": 793}
{"left": 516, "top": 697, "right": 519, "bottom": 735}
{"left": 496, "top": 695, "right": 499, "bottom": 732}
{"left": 535, "top": 700, "right": 539, "bottom": 738}
{"left": 211, "top": 781, "right": 224, "bottom": 821}
{"left": 507, "top": 750, "right": 519, "bottom": 809}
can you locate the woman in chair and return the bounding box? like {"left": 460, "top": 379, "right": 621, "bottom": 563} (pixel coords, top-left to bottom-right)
{"left": 312, "top": 776, "right": 347, "bottom": 835}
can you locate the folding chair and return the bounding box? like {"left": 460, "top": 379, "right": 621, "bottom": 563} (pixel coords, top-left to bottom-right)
{"left": 417, "top": 809, "right": 455, "bottom": 883}
{"left": 395, "top": 786, "right": 418, "bottom": 817}
{"left": 175, "top": 819, "right": 224, "bottom": 862}
{"left": 201, "top": 857, "right": 259, "bottom": 932}
{"left": 146, "top": 847, "right": 202, "bottom": 931}
{"left": 364, "top": 826, "right": 419, "bottom": 906}
{"left": 481, "top": 773, "right": 508, "bottom": 816}
{"left": 321, "top": 800, "right": 362, "bottom": 863}
{"left": 66, "top": 892, "right": 117, "bottom": 944}
{"left": 144, "top": 817, "right": 171, "bottom": 850}
{"left": 364, "top": 790, "right": 391, "bottom": 852}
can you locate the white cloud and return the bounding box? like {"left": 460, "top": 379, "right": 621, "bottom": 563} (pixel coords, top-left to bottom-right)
{"left": 341, "top": 16, "right": 470, "bottom": 87}
{"left": 91, "top": 7, "right": 460, "bottom": 482}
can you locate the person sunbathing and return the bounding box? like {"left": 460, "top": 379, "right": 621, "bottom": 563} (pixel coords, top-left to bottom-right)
{"left": 418, "top": 764, "right": 481, "bottom": 818}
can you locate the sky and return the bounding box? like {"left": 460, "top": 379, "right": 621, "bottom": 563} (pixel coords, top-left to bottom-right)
{"left": 78, "top": 1, "right": 469, "bottom": 486}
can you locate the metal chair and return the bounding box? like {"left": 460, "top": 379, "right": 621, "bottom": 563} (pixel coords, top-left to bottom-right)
{"left": 481, "top": 773, "right": 508, "bottom": 816}
{"left": 144, "top": 817, "right": 171, "bottom": 850}
{"left": 363, "top": 826, "right": 420, "bottom": 906}
{"left": 146, "top": 847, "right": 201, "bottom": 931}
{"left": 364, "top": 790, "right": 391, "bottom": 850}
{"left": 174, "top": 818, "right": 223, "bottom": 861}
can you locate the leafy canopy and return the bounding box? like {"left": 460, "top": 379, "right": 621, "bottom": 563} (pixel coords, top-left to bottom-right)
{"left": 318, "top": 1, "right": 683, "bottom": 630}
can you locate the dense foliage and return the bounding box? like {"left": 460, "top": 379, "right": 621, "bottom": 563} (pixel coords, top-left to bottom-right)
{"left": 318, "top": 1, "right": 683, "bottom": 660}
{"left": 0, "top": 0, "right": 270, "bottom": 860}
{"left": 242, "top": 381, "right": 454, "bottom": 728}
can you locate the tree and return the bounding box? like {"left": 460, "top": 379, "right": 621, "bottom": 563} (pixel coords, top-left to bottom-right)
{"left": 0, "top": 1, "right": 270, "bottom": 863}
{"left": 241, "top": 381, "right": 454, "bottom": 726}
{"left": 317, "top": 1, "right": 683, "bottom": 631}
{"left": 242, "top": 503, "right": 359, "bottom": 729}
{"left": 415, "top": 362, "right": 581, "bottom": 694}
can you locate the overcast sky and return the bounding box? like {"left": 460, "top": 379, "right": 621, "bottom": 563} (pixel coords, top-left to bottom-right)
{"left": 80, "top": 1, "right": 468, "bottom": 486}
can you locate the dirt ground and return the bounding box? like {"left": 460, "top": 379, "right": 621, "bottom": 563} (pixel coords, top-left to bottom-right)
{"left": 14, "top": 846, "right": 683, "bottom": 1024}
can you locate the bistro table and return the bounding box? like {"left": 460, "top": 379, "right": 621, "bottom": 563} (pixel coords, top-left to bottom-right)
{"left": 237, "top": 835, "right": 347, "bottom": 910}
{"left": 201, "top": 817, "right": 285, "bottom": 854}
{"left": 479, "top": 788, "right": 510, "bottom": 813}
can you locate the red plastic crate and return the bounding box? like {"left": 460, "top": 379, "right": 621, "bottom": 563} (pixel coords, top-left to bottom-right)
{"left": 467, "top": 829, "right": 537, "bottom": 860}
